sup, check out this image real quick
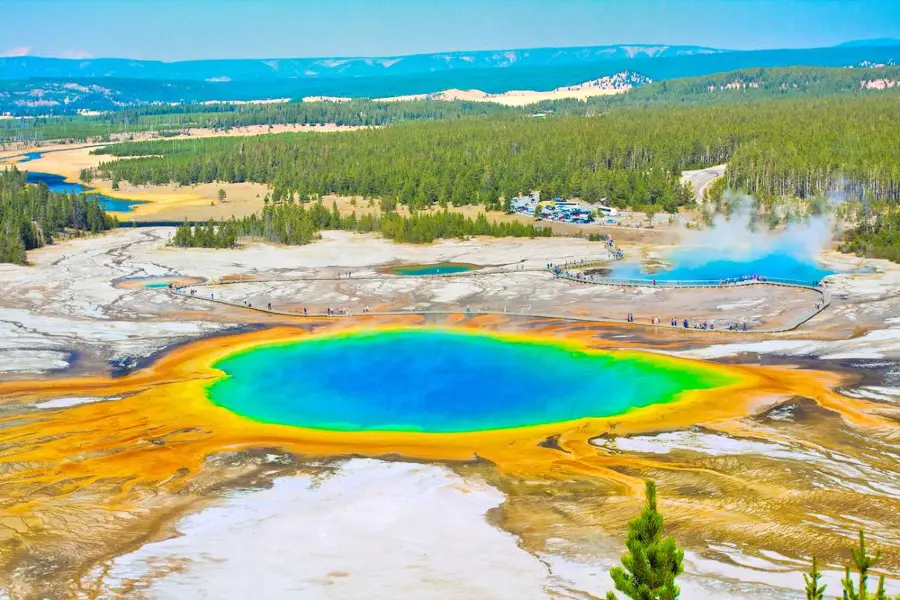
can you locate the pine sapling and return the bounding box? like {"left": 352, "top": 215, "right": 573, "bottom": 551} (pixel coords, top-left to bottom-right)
{"left": 804, "top": 556, "right": 826, "bottom": 600}
{"left": 606, "top": 480, "right": 684, "bottom": 600}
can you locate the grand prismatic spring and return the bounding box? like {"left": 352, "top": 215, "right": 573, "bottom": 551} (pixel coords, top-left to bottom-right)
{"left": 0, "top": 320, "right": 885, "bottom": 484}
{"left": 207, "top": 328, "right": 736, "bottom": 433}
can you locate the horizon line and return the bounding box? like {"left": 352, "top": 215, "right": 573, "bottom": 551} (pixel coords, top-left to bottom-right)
{"left": 5, "top": 38, "right": 899, "bottom": 64}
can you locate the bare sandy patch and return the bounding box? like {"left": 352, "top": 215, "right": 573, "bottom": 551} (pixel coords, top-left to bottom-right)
{"left": 13, "top": 145, "right": 103, "bottom": 179}
{"left": 375, "top": 86, "right": 625, "bottom": 107}
{"left": 372, "top": 75, "right": 639, "bottom": 106}
{"left": 118, "top": 181, "right": 271, "bottom": 221}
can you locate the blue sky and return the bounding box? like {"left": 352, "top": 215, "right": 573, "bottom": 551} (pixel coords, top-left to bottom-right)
{"left": 2, "top": 0, "right": 899, "bottom": 61}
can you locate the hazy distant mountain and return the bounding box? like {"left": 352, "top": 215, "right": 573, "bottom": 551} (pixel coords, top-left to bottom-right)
{"left": 3, "top": 43, "right": 900, "bottom": 115}
{"left": 0, "top": 45, "right": 724, "bottom": 81}
{"left": 835, "top": 38, "right": 900, "bottom": 48}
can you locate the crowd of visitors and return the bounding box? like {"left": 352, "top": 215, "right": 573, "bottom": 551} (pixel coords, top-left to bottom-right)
{"left": 618, "top": 315, "right": 752, "bottom": 331}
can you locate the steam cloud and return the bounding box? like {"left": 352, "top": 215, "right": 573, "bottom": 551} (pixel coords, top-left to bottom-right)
{"left": 679, "top": 191, "right": 833, "bottom": 263}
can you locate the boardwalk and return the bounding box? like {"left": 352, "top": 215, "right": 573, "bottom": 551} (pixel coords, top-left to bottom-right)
{"left": 169, "top": 265, "right": 831, "bottom": 335}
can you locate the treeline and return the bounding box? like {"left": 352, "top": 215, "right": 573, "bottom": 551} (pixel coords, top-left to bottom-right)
{"left": 91, "top": 95, "right": 900, "bottom": 211}
{"left": 5, "top": 66, "right": 898, "bottom": 144}
{"left": 841, "top": 204, "right": 900, "bottom": 262}
{"left": 171, "top": 201, "right": 550, "bottom": 248}
{"left": 0, "top": 99, "right": 517, "bottom": 143}
{"left": 0, "top": 167, "right": 117, "bottom": 264}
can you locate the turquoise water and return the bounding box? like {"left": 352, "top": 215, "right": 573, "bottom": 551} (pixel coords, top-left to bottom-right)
{"left": 143, "top": 282, "right": 171, "bottom": 288}
{"left": 612, "top": 246, "right": 834, "bottom": 284}
{"left": 392, "top": 263, "right": 476, "bottom": 276}
{"left": 207, "top": 329, "right": 732, "bottom": 433}
{"left": 25, "top": 171, "right": 144, "bottom": 213}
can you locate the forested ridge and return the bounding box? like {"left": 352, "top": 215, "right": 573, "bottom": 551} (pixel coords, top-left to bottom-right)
{"left": 3, "top": 66, "right": 897, "bottom": 144}
{"left": 0, "top": 99, "right": 517, "bottom": 143}
{"left": 0, "top": 168, "right": 117, "bottom": 264}
{"left": 171, "top": 201, "right": 550, "bottom": 248}
{"left": 539, "top": 66, "right": 900, "bottom": 111}
{"left": 91, "top": 95, "right": 900, "bottom": 213}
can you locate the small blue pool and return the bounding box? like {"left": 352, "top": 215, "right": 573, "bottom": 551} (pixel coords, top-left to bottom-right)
{"left": 387, "top": 263, "right": 480, "bottom": 276}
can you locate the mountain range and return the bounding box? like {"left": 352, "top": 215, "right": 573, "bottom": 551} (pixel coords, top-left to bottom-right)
{"left": 0, "top": 44, "right": 725, "bottom": 81}
{"left": 1, "top": 40, "right": 899, "bottom": 114}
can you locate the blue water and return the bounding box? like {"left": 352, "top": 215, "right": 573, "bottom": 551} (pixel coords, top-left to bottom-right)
{"left": 25, "top": 172, "right": 143, "bottom": 213}
{"left": 207, "top": 329, "right": 733, "bottom": 433}
{"left": 612, "top": 247, "right": 834, "bottom": 284}
{"left": 15, "top": 151, "right": 43, "bottom": 163}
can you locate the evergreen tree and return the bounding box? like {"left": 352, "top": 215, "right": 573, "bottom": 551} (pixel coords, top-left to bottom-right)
{"left": 804, "top": 556, "right": 826, "bottom": 600}
{"left": 92, "top": 93, "right": 900, "bottom": 222}
{"left": 606, "top": 481, "right": 684, "bottom": 600}
{"left": 0, "top": 167, "right": 117, "bottom": 265}
{"left": 839, "top": 531, "right": 888, "bottom": 600}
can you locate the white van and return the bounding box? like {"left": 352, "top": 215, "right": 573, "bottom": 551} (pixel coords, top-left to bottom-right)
{"left": 597, "top": 205, "right": 618, "bottom": 217}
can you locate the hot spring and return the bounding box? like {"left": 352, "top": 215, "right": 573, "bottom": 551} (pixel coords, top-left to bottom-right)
{"left": 612, "top": 241, "right": 835, "bottom": 284}
{"left": 207, "top": 328, "right": 736, "bottom": 433}
{"left": 113, "top": 275, "right": 206, "bottom": 289}
{"left": 387, "top": 263, "right": 479, "bottom": 276}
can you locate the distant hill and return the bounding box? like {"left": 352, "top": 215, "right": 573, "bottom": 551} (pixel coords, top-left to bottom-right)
{"left": 835, "top": 38, "right": 900, "bottom": 48}
{"left": 3, "top": 44, "right": 900, "bottom": 115}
